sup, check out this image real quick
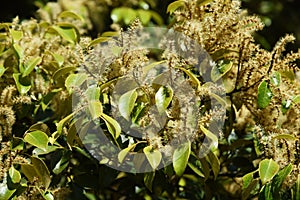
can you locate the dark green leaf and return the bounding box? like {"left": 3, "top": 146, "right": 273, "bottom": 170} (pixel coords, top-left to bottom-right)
{"left": 20, "top": 164, "right": 37, "bottom": 182}
{"left": 0, "top": 65, "right": 6, "bottom": 77}
{"left": 258, "top": 80, "right": 272, "bottom": 109}
{"left": 272, "top": 164, "right": 292, "bottom": 196}
{"left": 173, "top": 141, "right": 191, "bottom": 177}
{"left": 13, "top": 73, "right": 31, "bottom": 95}
{"left": 206, "top": 150, "right": 220, "bottom": 179}
{"left": 0, "top": 182, "right": 16, "bottom": 199}
{"left": 144, "top": 172, "right": 155, "bottom": 192}
{"left": 31, "top": 156, "right": 51, "bottom": 189}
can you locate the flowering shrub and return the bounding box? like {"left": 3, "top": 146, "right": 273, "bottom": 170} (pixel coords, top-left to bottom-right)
{"left": 0, "top": 0, "right": 299, "bottom": 199}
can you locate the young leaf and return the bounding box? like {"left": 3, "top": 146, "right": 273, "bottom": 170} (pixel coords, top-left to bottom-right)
{"left": 143, "top": 146, "right": 162, "bottom": 170}
{"left": 22, "top": 56, "right": 42, "bottom": 77}
{"left": 119, "top": 89, "right": 138, "bottom": 120}
{"left": 9, "top": 166, "right": 21, "bottom": 184}
{"left": 24, "top": 130, "right": 49, "bottom": 150}
{"left": 155, "top": 85, "right": 173, "bottom": 114}
{"left": 137, "top": 9, "right": 152, "bottom": 25}
{"left": 206, "top": 150, "right": 220, "bottom": 179}
{"left": 10, "top": 30, "right": 23, "bottom": 41}
{"left": 101, "top": 113, "right": 121, "bottom": 139}
{"left": 118, "top": 143, "right": 138, "bottom": 163}
{"left": 31, "top": 156, "right": 51, "bottom": 189}
{"left": 257, "top": 80, "right": 272, "bottom": 109}
{"left": 88, "top": 101, "right": 103, "bottom": 120}
{"left": 200, "top": 125, "right": 218, "bottom": 147}
{"left": 167, "top": 0, "right": 185, "bottom": 14}
{"left": 271, "top": 164, "right": 292, "bottom": 197}
{"left": 173, "top": 141, "right": 191, "bottom": 177}
{"left": 259, "top": 159, "right": 279, "bottom": 185}
{"left": 50, "top": 25, "right": 78, "bottom": 44}
{"left": 65, "top": 73, "right": 87, "bottom": 94}
{"left": 58, "top": 11, "right": 84, "bottom": 21}
{"left": 56, "top": 113, "right": 74, "bottom": 135}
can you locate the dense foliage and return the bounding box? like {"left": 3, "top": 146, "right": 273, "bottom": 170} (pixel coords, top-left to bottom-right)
{"left": 0, "top": 0, "right": 299, "bottom": 199}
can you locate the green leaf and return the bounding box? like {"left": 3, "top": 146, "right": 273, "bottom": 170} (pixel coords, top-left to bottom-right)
{"left": 242, "top": 178, "right": 259, "bottom": 200}
{"left": 65, "top": 73, "right": 87, "bottom": 94}
{"left": 13, "top": 73, "right": 31, "bottom": 95}
{"left": 155, "top": 85, "right": 173, "bottom": 114}
{"left": 200, "top": 125, "right": 218, "bottom": 148}
{"left": 24, "top": 130, "right": 49, "bottom": 150}
{"left": 206, "top": 150, "right": 220, "bottom": 179}
{"left": 22, "top": 56, "right": 42, "bottom": 77}
{"left": 144, "top": 172, "right": 155, "bottom": 192}
{"left": 293, "top": 174, "right": 300, "bottom": 200}
{"left": 242, "top": 171, "right": 256, "bottom": 189}
{"left": 167, "top": 0, "right": 185, "bottom": 14}
{"left": 89, "top": 101, "right": 103, "bottom": 120}
{"left": 43, "top": 192, "right": 54, "bottom": 200}
{"left": 101, "top": 113, "right": 121, "bottom": 139}
{"left": 259, "top": 159, "right": 279, "bottom": 185}
{"left": 111, "top": 7, "right": 137, "bottom": 24}
{"left": 143, "top": 146, "right": 162, "bottom": 170}
{"left": 0, "top": 182, "right": 16, "bottom": 200}
{"left": 51, "top": 53, "right": 64, "bottom": 67}
{"left": 137, "top": 9, "right": 152, "bottom": 25}
{"left": 53, "top": 151, "right": 71, "bottom": 175}
{"left": 20, "top": 164, "right": 37, "bottom": 182}
{"left": 50, "top": 25, "right": 78, "bottom": 44}
{"left": 11, "top": 137, "right": 24, "bottom": 151}
{"left": 0, "top": 65, "right": 6, "bottom": 77}
{"left": 150, "top": 11, "right": 164, "bottom": 25}
{"left": 33, "top": 145, "right": 59, "bottom": 155}
{"left": 118, "top": 143, "right": 138, "bottom": 163}
{"left": 187, "top": 154, "right": 205, "bottom": 178}
{"left": 173, "top": 141, "right": 191, "bottom": 177}
{"left": 292, "top": 95, "right": 300, "bottom": 104}
{"left": 178, "top": 67, "right": 201, "bottom": 91}
{"left": 31, "top": 156, "right": 51, "bottom": 189}
{"left": 88, "top": 37, "right": 109, "bottom": 47}
{"left": 119, "top": 89, "right": 138, "bottom": 120}
{"left": 10, "top": 30, "right": 23, "bottom": 41}
{"left": 259, "top": 183, "right": 273, "bottom": 200}
{"left": 272, "top": 164, "right": 292, "bottom": 196}
{"left": 9, "top": 166, "right": 21, "bottom": 184}
{"left": 56, "top": 113, "right": 74, "bottom": 135}
{"left": 272, "top": 134, "right": 296, "bottom": 141}
{"left": 53, "top": 66, "right": 76, "bottom": 83}
{"left": 257, "top": 80, "right": 272, "bottom": 109}
{"left": 270, "top": 71, "right": 281, "bottom": 86}
{"left": 211, "top": 60, "right": 233, "bottom": 82}
{"left": 58, "top": 11, "right": 84, "bottom": 21}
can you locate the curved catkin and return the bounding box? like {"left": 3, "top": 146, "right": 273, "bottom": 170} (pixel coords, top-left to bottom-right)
{"left": 0, "top": 106, "right": 15, "bottom": 139}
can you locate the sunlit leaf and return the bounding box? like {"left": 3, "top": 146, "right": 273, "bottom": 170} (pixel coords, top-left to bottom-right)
{"left": 0, "top": 65, "right": 6, "bottom": 77}
{"left": 259, "top": 159, "right": 279, "bottom": 185}
{"left": 50, "top": 25, "right": 78, "bottom": 44}
{"left": 65, "top": 73, "right": 87, "bottom": 94}
{"left": 137, "top": 9, "right": 152, "bottom": 25}
{"left": 257, "top": 80, "right": 272, "bottom": 109}
{"left": 56, "top": 113, "right": 74, "bottom": 135}
{"left": 118, "top": 143, "right": 138, "bottom": 163}
{"left": 211, "top": 60, "right": 233, "bottom": 82}
{"left": 155, "top": 85, "right": 173, "bottom": 113}
{"left": 167, "top": 0, "right": 185, "bottom": 14}
{"left": 101, "top": 113, "right": 121, "bottom": 139}
{"left": 58, "top": 10, "right": 84, "bottom": 21}
{"left": 119, "top": 89, "right": 138, "bottom": 120}
{"left": 22, "top": 56, "right": 42, "bottom": 77}
{"left": 10, "top": 30, "right": 23, "bottom": 41}
{"left": 0, "top": 182, "right": 16, "bottom": 199}
{"left": 144, "top": 146, "right": 162, "bottom": 170}
{"left": 173, "top": 141, "right": 191, "bottom": 176}
{"left": 9, "top": 166, "right": 21, "bottom": 184}
{"left": 13, "top": 73, "right": 31, "bottom": 94}
{"left": 24, "top": 130, "right": 49, "bottom": 150}
{"left": 89, "top": 100, "right": 103, "bottom": 120}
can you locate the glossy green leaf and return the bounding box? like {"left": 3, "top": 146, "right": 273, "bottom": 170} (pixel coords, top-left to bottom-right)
{"left": 53, "top": 66, "right": 76, "bottom": 83}
{"left": 56, "top": 113, "right": 74, "bottom": 135}
{"left": 118, "top": 143, "right": 138, "bottom": 163}
{"left": 0, "top": 65, "right": 6, "bottom": 77}
{"left": 155, "top": 85, "right": 173, "bottom": 114}
{"left": 119, "top": 89, "right": 138, "bottom": 120}
{"left": 259, "top": 159, "right": 279, "bottom": 185}
{"left": 259, "top": 183, "right": 273, "bottom": 200}
{"left": 51, "top": 25, "right": 77, "bottom": 44}
{"left": 178, "top": 67, "right": 201, "bottom": 91}
{"left": 89, "top": 101, "right": 103, "bottom": 120}
{"left": 24, "top": 130, "right": 49, "bottom": 150}
{"left": 173, "top": 141, "right": 191, "bottom": 176}
{"left": 137, "top": 9, "right": 152, "bottom": 24}
{"left": 31, "top": 156, "right": 51, "bottom": 189}
{"left": 11, "top": 137, "right": 24, "bottom": 151}
{"left": 144, "top": 172, "right": 155, "bottom": 192}
{"left": 0, "top": 182, "right": 16, "bottom": 200}
{"left": 123, "top": 8, "right": 137, "bottom": 25}
{"left": 13, "top": 73, "right": 31, "bottom": 94}
{"left": 52, "top": 53, "right": 64, "bottom": 67}
{"left": 43, "top": 192, "right": 54, "bottom": 200}
{"left": 242, "top": 171, "right": 256, "bottom": 189}
{"left": 22, "top": 56, "right": 42, "bottom": 77}
{"left": 211, "top": 60, "right": 233, "bottom": 82}
{"left": 143, "top": 146, "right": 162, "bottom": 170}
{"left": 9, "top": 166, "right": 21, "bottom": 184}
{"left": 88, "top": 37, "right": 109, "bottom": 47}
{"left": 101, "top": 113, "right": 121, "bottom": 139}
{"left": 65, "top": 73, "right": 87, "bottom": 94}
{"left": 111, "top": 7, "right": 137, "bottom": 24}
{"left": 33, "top": 145, "right": 59, "bottom": 155}
{"left": 257, "top": 80, "right": 272, "bottom": 109}
{"left": 242, "top": 178, "right": 259, "bottom": 200}
{"left": 187, "top": 154, "right": 205, "bottom": 178}
{"left": 167, "top": 0, "right": 185, "bottom": 14}
{"left": 53, "top": 151, "right": 71, "bottom": 175}
{"left": 270, "top": 71, "right": 281, "bottom": 86}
